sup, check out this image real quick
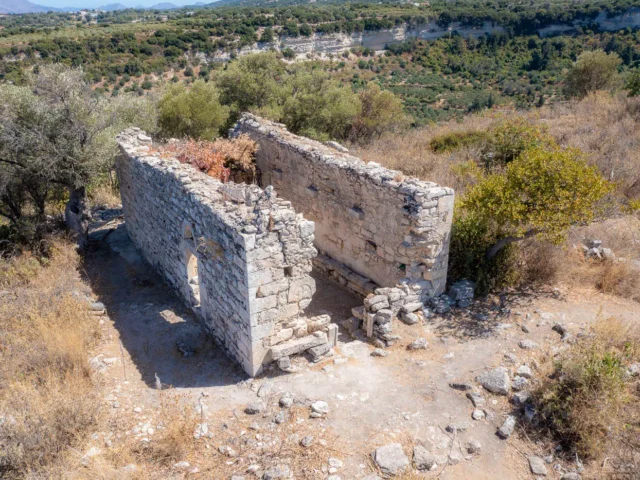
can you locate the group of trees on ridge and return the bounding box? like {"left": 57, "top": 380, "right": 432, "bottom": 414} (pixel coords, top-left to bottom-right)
{"left": 1, "top": 48, "right": 638, "bottom": 291}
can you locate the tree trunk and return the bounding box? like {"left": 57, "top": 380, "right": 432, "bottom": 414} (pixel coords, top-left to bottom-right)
{"left": 65, "top": 186, "right": 91, "bottom": 251}
{"left": 486, "top": 229, "right": 538, "bottom": 260}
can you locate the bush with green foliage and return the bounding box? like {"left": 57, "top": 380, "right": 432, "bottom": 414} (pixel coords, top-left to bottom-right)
{"left": 349, "top": 82, "right": 410, "bottom": 144}
{"left": 448, "top": 123, "right": 612, "bottom": 289}
{"left": 0, "top": 65, "right": 156, "bottom": 248}
{"left": 428, "top": 130, "right": 489, "bottom": 153}
{"left": 462, "top": 145, "right": 612, "bottom": 258}
{"left": 158, "top": 80, "right": 229, "bottom": 141}
{"left": 215, "top": 53, "right": 406, "bottom": 142}
{"left": 626, "top": 68, "right": 640, "bottom": 97}
{"left": 564, "top": 50, "right": 622, "bottom": 98}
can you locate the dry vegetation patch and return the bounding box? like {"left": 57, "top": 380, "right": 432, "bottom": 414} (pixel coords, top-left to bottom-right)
{"left": 0, "top": 241, "right": 101, "bottom": 479}
{"left": 531, "top": 317, "right": 640, "bottom": 463}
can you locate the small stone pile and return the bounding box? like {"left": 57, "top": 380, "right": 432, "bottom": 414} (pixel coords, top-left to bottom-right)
{"left": 581, "top": 239, "right": 614, "bottom": 260}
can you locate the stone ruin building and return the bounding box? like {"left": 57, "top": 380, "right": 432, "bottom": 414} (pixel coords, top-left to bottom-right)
{"left": 115, "top": 114, "right": 454, "bottom": 376}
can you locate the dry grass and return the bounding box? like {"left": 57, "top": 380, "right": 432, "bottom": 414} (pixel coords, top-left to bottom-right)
{"left": 532, "top": 316, "right": 640, "bottom": 461}
{"left": 354, "top": 93, "right": 640, "bottom": 201}
{"left": 88, "top": 182, "right": 121, "bottom": 210}
{"left": 0, "top": 241, "right": 101, "bottom": 479}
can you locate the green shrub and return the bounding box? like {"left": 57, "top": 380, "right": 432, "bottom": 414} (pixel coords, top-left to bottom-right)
{"left": 158, "top": 80, "right": 229, "bottom": 140}
{"left": 565, "top": 50, "right": 622, "bottom": 99}
{"left": 429, "top": 130, "right": 489, "bottom": 153}
{"left": 532, "top": 318, "right": 639, "bottom": 459}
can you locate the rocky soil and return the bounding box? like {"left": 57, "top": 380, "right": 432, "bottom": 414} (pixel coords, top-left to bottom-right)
{"left": 76, "top": 209, "right": 640, "bottom": 479}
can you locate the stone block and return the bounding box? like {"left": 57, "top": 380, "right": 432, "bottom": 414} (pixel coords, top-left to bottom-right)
{"left": 270, "top": 332, "right": 328, "bottom": 360}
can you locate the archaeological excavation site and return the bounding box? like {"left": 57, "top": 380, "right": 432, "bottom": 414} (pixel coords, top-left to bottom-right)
{"left": 115, "top": 114, "right": 455, "bottom": 376}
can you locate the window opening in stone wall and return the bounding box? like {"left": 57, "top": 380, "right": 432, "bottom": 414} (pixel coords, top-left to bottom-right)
{"left": 284, "top": 266, "right": 294, "bottom": 277}
{"left": 186, "top": 250, "right": 201, "bottom": 307}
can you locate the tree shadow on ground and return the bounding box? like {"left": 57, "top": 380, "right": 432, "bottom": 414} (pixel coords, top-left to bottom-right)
{"left": 432, "top": 288, "right": 565, "bottom": 341}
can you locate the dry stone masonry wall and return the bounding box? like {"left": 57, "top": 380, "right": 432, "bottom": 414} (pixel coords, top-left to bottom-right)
{"left": 232, "top": 114, "right": 455, "bottom": 302}
{"left": 116, "top": 129, "right": 335, "bottom": 376}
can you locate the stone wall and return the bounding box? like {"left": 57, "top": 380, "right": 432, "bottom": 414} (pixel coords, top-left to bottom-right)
{"left": 116, "top": 128, "right": 326, "bottom": 376}
{"left": 232, "top": 114, "right": 454, "bottom": 300}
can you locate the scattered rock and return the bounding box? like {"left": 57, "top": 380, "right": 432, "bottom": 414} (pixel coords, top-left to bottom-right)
{"left": 511, "top": 391, "right": 531, "bottom": 406}
{"left": 371, "top": 348, "right": 388, "bottom": 357}
{"left": 466, "top": 439, "right": 481, "bottom": 454}
{"left": 449, "top": 280, "right": 475, "bottom": 308}
{"left": 497, "top": 415, "right": 516, "bottom": 439}
{"left": 472, "top": 409, "right": 485, "bottom": 420}
{"left": 466, "top": 392, "right": 485, "bottom": 408}
{"left": 446, "top": 423, "right": 469, "bottom": 433}
{"left": 448, "top": 450, "right": 463, "bottom": 464}
{"left": 279, "top": 393, "right": 294, "bottom": 408}
{"left": 257, "top": 382, "right": 272, "bottom": 398}
{"left": 476, "top": 367, "right": 511, "bottom": 395}
{"left": 277, "top": 356, "right": 291, "bottom": 371}
{"left": 407, "top": 338, "right": 428, "bottom": 350}
{"left": 552, "top": 323, "right": 567, "bottom": 335}
{"left": 430, "top": 296, "right": 451, "bottom": 314}
{"left": 519, "top": 340, "right": 539, "bottom": 350}
{"left": 516, "top": 365, "right": 533, "bottom": 379}
{"left": 311, "top": 401, "right": 329, "bottom": 415}
{"left": 274, "top": 411, "right": 286, "bottom": 424}
{"left": 245, "top": 402, "right": 263, "bottom": 415}
{"left": 300, "top": 435, "right": 314, "bottom": 448}
{"left": 512, "top": 376, "right": 529, "bottom": 391}
{"left": 413, "top": 445, "right": 437, "bottom": 471}
{"left": 173, "top": 461, "right": 191, "bottom": 469}
{"left": 372, "top": 443, "right": 410, "bottom": 476}
{"left": 262, "top": 465, "right": 291, "bottom": 479}
{"left": 504, "top": 353, "right": 518, "bottom": 364}
{"left": 528, "top": 456, "right": 548, "bottom": 476}
{"left": 449, "top": 382, "right": 473, "bottom": 391}
{"left": 89, "top": 301, "right": 105, "bottom": 311}
{"left": 399, "top": 311, "right": 419, "bottom": 325}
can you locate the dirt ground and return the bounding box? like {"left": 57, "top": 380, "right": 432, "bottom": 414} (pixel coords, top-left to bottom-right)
{"left": 81, "top": 211, "right": 640, "bottom": 479}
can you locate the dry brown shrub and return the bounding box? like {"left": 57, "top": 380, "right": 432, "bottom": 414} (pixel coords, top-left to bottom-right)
{"left": 153, "top": 134, "right": 258, "bottom": 183}
{"left": 519, "top": 239, "right": 561, "bottom": 285}
{"left": 354, "top": 94, "right": 640, "bottom": 202}
{"left": 210, "top": 133, "right": 258, "bottom": 172}
{"left": 532, "top": 316, "right": 640, "bottom": 460}
{"left": 555, "top": 216, "right": 640, "bottom": 301}
{"left": 0, "top": 241, "right": 101, "bottom": 479}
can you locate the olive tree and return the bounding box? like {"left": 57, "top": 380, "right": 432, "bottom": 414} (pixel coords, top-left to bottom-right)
{"left": 158, "top": 80, "right": 229, "bottom": 140}
{"left": 564, "top": 50, "right": 622, "bottom": 99}
{"left": 0, "top": 65, "right": 156, "bottom": 249}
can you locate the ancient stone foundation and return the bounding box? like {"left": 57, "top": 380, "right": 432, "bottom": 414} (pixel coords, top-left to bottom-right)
{"left": 232, "top": 114, "right": 455, "bottom": 301}
{"left": 116, "top": 129, "right": 335, "bottom": 376}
